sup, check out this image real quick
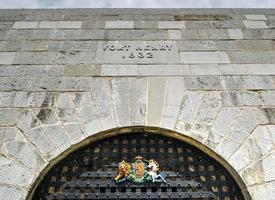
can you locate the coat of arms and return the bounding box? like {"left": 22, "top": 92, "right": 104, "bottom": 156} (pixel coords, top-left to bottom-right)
{"left": 114, "top": 156, "right": 166, "bottom": 184}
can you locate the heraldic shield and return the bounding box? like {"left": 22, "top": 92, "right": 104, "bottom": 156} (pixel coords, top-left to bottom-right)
{"left": 115, "top": 156, "right": 166, "bottom": 184}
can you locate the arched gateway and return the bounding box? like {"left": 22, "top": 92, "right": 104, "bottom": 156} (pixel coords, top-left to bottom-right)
{"left": 30, "top": 129, "right": 246, "bottom": 200}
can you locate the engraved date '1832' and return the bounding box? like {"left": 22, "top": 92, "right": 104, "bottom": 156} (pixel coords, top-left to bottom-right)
{"left": 103, "top": 44, "right": 173, "bottom": 59}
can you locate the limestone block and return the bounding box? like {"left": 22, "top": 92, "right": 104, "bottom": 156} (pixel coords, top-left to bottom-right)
{"left": 13, "top": 21, "right": 39, "bottom": 29}
{"left": 182, "top": 29, "right": 230, "bottom": 40}
{"left": 266, "top": 181, "right": 275, "bottom": 199}
{"left": 221, "top": 91, "right": 263, "bottom": 106}
{"left": 180, "top": 52, "right": 230, "bottom": 64}
{"left": 138, "top": 65, "right": 191, "bottom": 76}
{"left": 81, "top": 21, "right": 105, "bottom": 29}
{"left": 250, "top": 126, "right": 274, "bottom": 156}
{"left": 0, "top": 77, "right": 31, "bottom": 91}
{"left": 245, "top": 15, "right": 267, "bottom": 20}
{"left": 184, "top": 20, "right": 244, "bottom": 29}
{"left": 219, "top": 64, "right": 275, "bottom": 75}
{"left": 51, "top": 51, "right": 94, "bottom": 64}
{"left": 24, "top": 127, "right": 60, "bottom": 160}
{"left": 216, "top": 108, "right": 258, "bottom": 159}
{"left": 57, "top": 77, "right": 91, "bottom": 91}
{"left": 253, "top": 107, "right": 270, "bottom": 125}
{"left": 73, "top": 93, "right": 101, "bottom": 136}
{"left": 158, "top": 21, "right": 186, "bottom": 29}
{"left": 243, "top": 76, "right": 274, "bottom": 90}
{"left": 38, "top": 21, "right": 58, "bottom": 28}
{"left": 13, "top": 52, "right": 51, "bottom": 65}
{"left": 15, "top": 65, "right": 63, "bottom": 77}
{"left": 167, "top": 30, "right": 181, "bottom": 39}
{"left": 5, "top": 29, "right": 31, "bottom": 41}
{"left": 17, "top": 109, "right": 40, "bottom": 132}
{"left": 102, "top": 29, "right": 166, "bottom": 40}
{"left": 267, "top": 125, "right": 275, "bottom": 143}
{"left": 247, "top": 184, "right": 267, "bottom": 200}
{"left": 76, "top": 29, "right": 105, "bottom": 40}
{"left": 262, "top": 152, "right": 275, "bottom": 182}
{"left": 43, "top": 125, "right": 72, "bottom": 151}
{"left": 191, "top": 92, "right": 222, "bottom": 140}
{"left": 206, "top": 107, "right": 241, "bottom": 149}
{"left": 227, "top": 75, "right": 273, "bottom": 91}
{"left": 128, "top": 78, "right": 147, "bottom": 126}
{"left": 190, "top": 64, "right": 219, "bottom": 75}
{"left": 63, "top": 123, "right": 85, "bottom": 144}
{"left": 0, "top": 185, "right": 26, "bottom": 200}
{"left": 229, "top": 126, "right": 273, "bottom": 172}
{"left": 262, "top": 108, "right": 275, "bottom": 124}
{"left": 101, "top": 65, "right": 138, "bottom": 76}
{"left": 134, "top": 21, "right": 157, "bottom": 29}
{"left": 90, "top": 78, "right": 115, "bottom": 130}
{"left": 0, "top": 109, "right": 18, "bottom": 126}
{"left": 82, "top": 118, "right": 102, "bottom": 136}
{"left": 48, "top": 41, "right": 98, "bottom": 52}
{"left": 64, "top": 64, "right": 101, "bottom": 76}
{"left": 231, "top": 108, "right": 258, "bottom": 134}
{"left": 105, "top": 21, "right": 134, "bottom": 29}
{"left": 243, "top": 20, "right": 268, "bottom": 28}
{"left": 111, "top": 78, "right": 130, "bottom": 127}
{"left": 147, "top": 77, "right": 166, "bottom": 127}
{"left": 228, "top": 145, "right": 250, "bottom": 172}
{"left": 34, "top": 108, "right": 58, "bottom": 125}
{"left": 227, "top": 29, "right": 243, "bottom": 39}
{"left": 217, "top": 40, "right": 273, "bottom": 51}
{"left": 0, "top": 127, "right": 47, "bottom": 171}
{"left": 161, "top": 77, "right": 185, "bottom": 129}
{"left": 55, "top": 93, "right": 79, "bottom": 123}
{"left": 13, "top": 92, "right": 47, "bottom": 107}
{"left": 0, "top": 156, "right": 35, "bottom": 188}
{"left": 0, "top": 41, "right": 4, "bottom": 51}
{"left": 0, "top": 92, "right": 15, "bottom": 107}
{"left": 0, "top": 30, "right": 8, "bottom": 40}
{"left": 56, "top": 21, "right": 82, "bottom": 29}
{"left": 242, "top": 161, "right": 265, "bottom": 186}
{"left": 0, "top": 127, "right": 7, "bottom": 145}
{"left": 177, "top": 40, "right": 217, "bottom": 51}
{"left": 0, "top": 52, "right": 15, "bottom": 64}
{"left": 184, "top": 76, "right": 223, "bottom": 90}
{"left": 221, "top": 75, "right": 246, "bottom": 90}
{"left": 175, "top": 91, "right": 204, "bottom": 132}
{"left": 20, "top": 40, "right": 48, "bottom": 51}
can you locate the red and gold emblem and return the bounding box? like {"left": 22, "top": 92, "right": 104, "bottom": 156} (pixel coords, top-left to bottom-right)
{"left": 134, "top": 156, "right": 145, "bottom": 177}
{"left": 115, "top": 155, "right": 166, "bottom": 184}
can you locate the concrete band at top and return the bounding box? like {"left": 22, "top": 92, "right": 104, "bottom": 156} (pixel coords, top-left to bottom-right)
{"left": 0, "top": 8, "right": 274, "bottom": 200}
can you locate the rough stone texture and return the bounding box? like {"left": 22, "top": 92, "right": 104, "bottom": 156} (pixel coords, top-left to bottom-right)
{"left": 180, "top": 52, "right": 230, "bottom": 64}
{"left": 0, "top": 185, "right": 26, "bottom": 200}
{"left": 243, "top": 20, "right": 268, "bottom": 28}
{"left": 105, "top": 21, "right": 134, "bottom": 29}
{"left": 0, "top": 8, "right": 275, "bottom": 200}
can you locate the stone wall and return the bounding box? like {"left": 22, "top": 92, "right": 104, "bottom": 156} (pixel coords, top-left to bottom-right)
{"left": 0, "top": 9, "right": 275, "bottom": 199}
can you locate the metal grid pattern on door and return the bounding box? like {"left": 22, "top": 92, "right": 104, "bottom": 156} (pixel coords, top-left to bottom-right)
{"left": 33, "top": 133, "right": 244, "bottom": 200}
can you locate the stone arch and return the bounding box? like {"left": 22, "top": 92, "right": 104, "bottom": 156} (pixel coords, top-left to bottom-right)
{"left": 0, "top": 89, "right": 274, "bottom": 200}
{"left": 26, "top": 126, "right": 251, "bottom": 200}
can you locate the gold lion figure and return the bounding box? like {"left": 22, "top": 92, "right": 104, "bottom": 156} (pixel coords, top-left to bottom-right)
{"left": 115, "top": 160, "right": 131, "bottom": 181}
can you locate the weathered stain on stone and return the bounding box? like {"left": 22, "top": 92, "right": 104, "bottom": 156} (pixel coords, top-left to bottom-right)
{"left": 261, "top": 108, "right": 275, "bottom": 123}
{"left": 174, "top": 14, "right": 233, "bottom": 21}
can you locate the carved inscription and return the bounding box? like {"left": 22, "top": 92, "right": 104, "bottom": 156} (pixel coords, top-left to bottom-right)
{"left": 103, "top": 44, "right": 173, "bottom": 59}
{"left": 95, "top": 41, "right": 179, "bottom": 64}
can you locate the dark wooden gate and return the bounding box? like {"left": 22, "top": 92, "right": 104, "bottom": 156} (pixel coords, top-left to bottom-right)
{"left": 33, "top": 133, "right": 244, "bottom": 200}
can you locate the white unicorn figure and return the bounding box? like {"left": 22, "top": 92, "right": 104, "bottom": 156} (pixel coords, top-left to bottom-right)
{"left": 147, "top": 159, "right": 166, "bottom": 183}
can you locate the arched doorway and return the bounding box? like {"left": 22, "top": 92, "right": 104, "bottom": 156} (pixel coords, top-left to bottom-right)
{"left": 31, "top": 131, "right": 246, "bottom": 200}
